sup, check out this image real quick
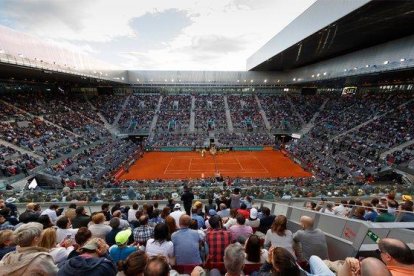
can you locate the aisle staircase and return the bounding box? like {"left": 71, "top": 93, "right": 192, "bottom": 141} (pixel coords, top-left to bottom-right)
{"left": 148, "top": 95, "right": 163, "bottom": 141}
{"left": 299, "top": 99, "right": 329, "bottom": 135}
{"left": 189, "top": 95, "right": 195, "bottom": 132}
{"left": 113, "top": 94, "right": 131, "bottom": 126}
{"left": 255, "top": 95, "right": 271, "bottom": 130}
{"left": 223, "top": 96, "right": 234, "bottom": 132}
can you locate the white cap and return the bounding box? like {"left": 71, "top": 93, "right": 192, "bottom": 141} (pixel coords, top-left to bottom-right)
{"left": 250, "top": 208, "right": 258, "bottom": 219}
{"left": 174, "top": 203, "right": 181, "bottom": 209}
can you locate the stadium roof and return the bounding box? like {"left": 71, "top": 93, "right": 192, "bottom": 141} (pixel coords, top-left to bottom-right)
{"left": 247, "top": 0, "right": 414, "bottom": 71}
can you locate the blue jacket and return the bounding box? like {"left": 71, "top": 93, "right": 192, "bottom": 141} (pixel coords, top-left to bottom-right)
{"left": 58, "top": 255, "right": 116, "bottom": 276}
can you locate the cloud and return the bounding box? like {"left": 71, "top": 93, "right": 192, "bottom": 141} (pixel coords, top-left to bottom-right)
{"left": 190, "top": 35, "right": 246, "bottom": 54}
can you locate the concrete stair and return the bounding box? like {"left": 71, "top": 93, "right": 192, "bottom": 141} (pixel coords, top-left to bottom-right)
{"left": 255, "top": 94, "right": 271, "bottom": 130}
{"left": 223, "top": 96, "right": 234, "bottom": 132}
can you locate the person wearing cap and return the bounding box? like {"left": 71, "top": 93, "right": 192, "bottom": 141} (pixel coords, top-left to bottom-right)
{"left": 57, "top": 238, "right": 116, "bottom": 276}
{"left": 109, "top": 229, "right": 136, "bottom": 263}
{"left": 191, "top": 207, "right": 205, "bottom": 229}
{"left": 170, "top": 203, "right": 185, "bottom": 228}
{"left": 0, "top": 222, "right": 58, "bottom": 276}
{"left": 245, "top": 208, "right": 260, "bottom": 229}
{"left": 205, "top": 215, "right": 232, "bottom": 265}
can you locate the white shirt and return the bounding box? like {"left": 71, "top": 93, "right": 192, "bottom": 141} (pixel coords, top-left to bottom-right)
{"left": 145, "top": 239, "right": 174, "bottom": 261}
{"left": 128, "top": 209, "right": 138, "bottom": 222}
{"left": 170, "top": 210, "right": 185, "bottom": 228}
{"left": 56, "top": 228, "right": 78, "bottom": 244}
{"left": 50, "top": 246, "right": 74, "bottom": 265}
{"left": 88, "top": 223, "right": 112, "bottom": 239}
{"left": 41, "top": 208, "right": 58, "bottom": 225}
{"left": 333, "top": 205, "right": 348, "bottom": 217}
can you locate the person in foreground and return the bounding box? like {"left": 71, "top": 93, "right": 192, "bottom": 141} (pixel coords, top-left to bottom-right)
{"left": 0, "top": 222, "right": 58, "bottom": 276}
{"left": 57, "top": 238, "right": 117, "bottom": 276}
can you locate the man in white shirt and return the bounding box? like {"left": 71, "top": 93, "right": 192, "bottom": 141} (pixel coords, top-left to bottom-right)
{"left": 41, "top": 204, "right": 59, "bottom": 225}
{"left": 333, "top": 200, "right": 349, "bottom": 217}
{"left": 170, "top": 203, "right": 185, "bottom": 228}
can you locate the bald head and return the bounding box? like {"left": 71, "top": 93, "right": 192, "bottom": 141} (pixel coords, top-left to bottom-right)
{"left": 179, "top": 214, "right": 191, "bottom": 228}
{"left": 379, "top": 238, "right": 414, "bottom": 265}
{"left": 300, "top": 216, "right": 314, "bottom": 230}
{"left": 360, "top": 257, "right": 391, "bottom": 276}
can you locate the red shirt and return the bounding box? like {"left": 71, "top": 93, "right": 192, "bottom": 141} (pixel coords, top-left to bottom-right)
{"left": 237, "top": 209, "right": 250, "bottom": 219}
{"left": 206, "top": 229, "right": 232, "bottom": 263}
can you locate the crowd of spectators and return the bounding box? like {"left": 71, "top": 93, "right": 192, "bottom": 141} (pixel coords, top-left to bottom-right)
{"left": 156, "top": 95, "right": 192, "bottom": 132}
{"left": 227, "top": 94, "right": 265, "bottom": 131}
{"left": 89, "top": 94, "right": 127, "bottom": 124}
{"left": 0, "top": 145, "right": 39, "bottom": 178}
{"left": 118, "top": 94, "right": 159, "bottom": 133}
{"left": 258, "top": 94, "right": 302, "bottom": 131}
{"left": 194, "top": 94, "right": 227, "bottom": 131}
{"left": 289, "top": 94, "right": 325, "bottom": 123}
{"left": 0, "top": 191, "right": 412, "bottom": 276}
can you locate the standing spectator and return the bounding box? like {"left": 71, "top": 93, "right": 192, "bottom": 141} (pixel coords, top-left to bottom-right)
{"left": 133, "top": 215, "right": 154, "bottom": 246}
{"left": 145, "top": 223, "right": 175, "bottom": 264}
{"left": 293, "top": 216, "right": 328, "bottom": 261}
{"left": 171, "top": 214, "right": 202, "bottom": 265}
{"left": 205, "top": 215, "right": 232, "bottom": 264}
{"left": 71, "top": 207, "right": 90, "bottom": 228}
{"left": 0, "top": 222, "right": 58, "bottom": 275}
{"left": 229, "top": 214, "right": 253, "bottom": 242}
{"left": 181, "top": 186, "right": 194, "bottom": 215}
{"left": 109, "top": 229, "right": 136, "bottom": 263}
{"left": 230, "top": 188, "right": 241, "bottom": 209}
{"left": 41, "top": 204, "right": 59, "bottom": 225}
{"left": 264, "top": 215, "right": 295, "bottom": 257}
{"left": 89, "top": 213, "right": 111, "bottom": 239}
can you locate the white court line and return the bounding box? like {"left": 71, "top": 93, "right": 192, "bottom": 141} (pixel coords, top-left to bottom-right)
{"left": 163, "top": 158, "right": 174, "bottom": 174}
{"left": 188, "top": 158, "right": 192, "bottom": 171}
{"left": 164, "top": 170, "right": 269, "bottom": 174}
{"left": 235, "top": 156, "right": 245, "bottom": 171}
{"left": 253, "top": 155, "right": 270, "bottom": 173}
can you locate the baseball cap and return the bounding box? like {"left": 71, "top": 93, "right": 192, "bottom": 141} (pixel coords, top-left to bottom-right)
{"left": 5, "top": 197, "right": 16, "bottom": 204}
{"left": 115, "top": 229, "right": 132, "bottom": 245}
{"left": 402, "top": 195, "right": 412, "bottom": 201}
{"left": 208, "top": 209, "right": 217, "bottom": 216}
{"left": 82, "top": 240, "right": 99, "bottom": 251}
{"left": 174, "top": 203, "right": 181, "bottom": 209}
{"left": 250, "top": 208, "right": 258, "bottom": 220}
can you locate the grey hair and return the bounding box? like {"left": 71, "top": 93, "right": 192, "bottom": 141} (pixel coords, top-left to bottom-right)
{"left": 224, "top": 243, "right": 245, "bottom": 274}
{"left": 14, "top": 222, "right": 43, "bottom": 247}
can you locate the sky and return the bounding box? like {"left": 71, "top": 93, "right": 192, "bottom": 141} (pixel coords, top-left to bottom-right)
{"left": 0, "top": 0, "right": 316, "bottom": 71}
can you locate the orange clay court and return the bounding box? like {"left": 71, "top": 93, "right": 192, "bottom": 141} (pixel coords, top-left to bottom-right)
{"left": 120, "top": 150, "right": 312, "bottom": 180}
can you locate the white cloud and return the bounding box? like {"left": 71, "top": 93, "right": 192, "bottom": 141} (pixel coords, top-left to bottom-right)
{"left": 0, "top": 0, "right": 317, "bottom": 70}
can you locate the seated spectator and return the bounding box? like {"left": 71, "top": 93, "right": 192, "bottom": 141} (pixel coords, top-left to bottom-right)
{"left": 205, "top": 215, "right": 232, "bottom": 264}
{"left": 229, "top": 214, "right": 253, "bottom": 242}
{"left": 258, "top": 207, "right": 275, "bottom": 234}
{"left": 145, "top": 223, "right": 175, "bottom": 264}
{"left": 169, "top": 204, "right": 185, "bottom": 228}
{"left": 71, "top": 206, "right": 90, "bottom": 228}
{"left": 18, "top": 203, "right": 40, "bottom": 223}
{"left": 133, "top": 215, "right": 154, "bottom": 246}
{"left": 204, "top": 198, "right": 216, "bottom": 214}
{"left": 117, "top": 250, "right": 147, "bottom": 276}
{"left": 322, "top": 203, "right": 335, "bottom": 215}
{"left": 105, "top": 217, "right": 122, "bottom": 247}
{"left": 264, "top": 215, "right": 295, "bottom": 257}
{"left": 38, "top": 214, "right": 54, "bottom": 229}
{"left": 112, "top": 210, "right": 130, "bottom": 230}
{"left": 375, "top": 204, "right": 395, "bottom": 222}
{"left": 363, "top": 203, "right": 378, "bottom": 222}
{"left": 67, "top": 227, "right": 92, "bottom": 259}
{"left": 39, "top": 227, "right": 74, "bottom": 266}
{"left": 171, "top": 214, "right": 202, "bottom": 265}
{"left": 217, "top": 203, "right": 230, "bottom": 218}
{"left": 293, "top": 216, "right": 328, "bottom": 261}
{"left": 144, "top": 255, "right": 187, "bottom": 276}
{"left": 256, "top": 247, "right": 300, "bottom": 276}
{"left": 0, "top": 222, "right": 58, "bottom": 275}
{"left": 101, "top": 203, "right": 111, "bottom": 222}
{"left": 377, "top": 238, "right": 414, "bottom": 276}
{"left": 351, "top": 207, "right": 367, "bottom": 221}
{"left": 245, "top": 208, "right": 260, "bottom": 229}
{"left": 56, "top": 216, "right": 78, "bottom": 244}
{"left": 165, "top": 215, "right": 177, "bottom": 238}
{"left": 0, "top": 229, "right": 16, "bottom": 259}
{"left": 237, "top": 203, "right": 250, "bottom": 219}
{"left": 334, "top": 200, "right": 349, "bottom": 217}
{"left": 41, "top": 204, "right": 59, "bottom": 225}
{"left": 211, "top": 243, "right": 245, "bottom": 276}
{"left": 191, "top": 207, "right": 205, "bottom": 229}
{"left": 128, "top": 203, "right": 139, "bottom": 222}
{"left": 109, "top": 229, "right": 136, "bottom": 263}
{"left": 89, "top": 213, "right": 111, "bottom": 239}
{"left": 339, "top": 256, "right": 391, "bottom": 276}
{"left": 399, "top": 201, "right": 414, "bottom": 222}
{"left": 244, "top": 234, "right": 268, "bottom": 264}
{"left": 58, "top": 238, "right": 116, "bottom": 276}
{"left": 0, "top": 212, "right": 15, "bottom": 231}
{"left": 224, "top": 208, "right": 238, "bottom": 229}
